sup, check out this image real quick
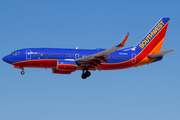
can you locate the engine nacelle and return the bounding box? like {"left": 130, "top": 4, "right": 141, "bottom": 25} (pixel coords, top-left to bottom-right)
{"left": 56, "top": 60, "right": 77, "bottom": 71}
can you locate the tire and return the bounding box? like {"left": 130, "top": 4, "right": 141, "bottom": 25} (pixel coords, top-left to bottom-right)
{"left": 21, "top": 71, "right": 25, "bottom": 75}
{"left": 81, "top": 73, "right": 87, "bottom": 79}
{"left": 86, "top": 71, "right": 91, "bottom": 77}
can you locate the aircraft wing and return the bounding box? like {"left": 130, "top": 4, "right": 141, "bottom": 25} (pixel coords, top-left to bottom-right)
{"left": 147, "top": 49, "right": 175, "bottom": 58}
{"left": 76, "top": 33, "right": 129, "bottom": 66}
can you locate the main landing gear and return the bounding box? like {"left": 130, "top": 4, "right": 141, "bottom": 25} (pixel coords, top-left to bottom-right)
{"left": 81, "top": 68, "right": 91, "bottom": 79}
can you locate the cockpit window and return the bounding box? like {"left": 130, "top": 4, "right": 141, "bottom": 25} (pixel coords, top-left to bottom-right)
{"left": 11, "top": 52, "right": 19, "bottom": 55}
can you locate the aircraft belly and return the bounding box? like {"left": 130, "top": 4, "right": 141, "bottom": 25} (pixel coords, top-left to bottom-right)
{"left": 13, "top": 59, "right": 57, "bottom": 68}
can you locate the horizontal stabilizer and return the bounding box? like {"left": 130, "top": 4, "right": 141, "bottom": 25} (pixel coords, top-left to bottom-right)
{"left": 147, "top": 49, "right": 175, "bottom": 58}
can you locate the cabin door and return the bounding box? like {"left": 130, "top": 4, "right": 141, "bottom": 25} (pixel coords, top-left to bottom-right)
{"left": 26, "top": 49, "right": 31, "bottom": 59}
{"left": 131, "top": 53, "right": 136, "bottom": 64}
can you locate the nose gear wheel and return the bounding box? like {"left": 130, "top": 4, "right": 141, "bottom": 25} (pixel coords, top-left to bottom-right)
{"left": 21, "top": 68, "right": 25, "bottom": 75}
{"left": 21, "top": 70, "right": 25, "bottom": 75}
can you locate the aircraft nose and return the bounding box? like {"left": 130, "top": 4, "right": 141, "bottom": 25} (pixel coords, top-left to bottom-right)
{"left": 2, "top": 55, "right": 11, "bottom": 63}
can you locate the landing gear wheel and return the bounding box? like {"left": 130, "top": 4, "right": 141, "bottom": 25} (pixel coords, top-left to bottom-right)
{"left": 81, "top": 73, "right": 87, "bottom": 79}
{"left": 81, "top": 69, "right": 91, "bottom": 79}
{"left": 86, "top": 71, "right": 91, "bottom": 77}
{"left": 21, "top": 71, "right": 25, "bottom": 75}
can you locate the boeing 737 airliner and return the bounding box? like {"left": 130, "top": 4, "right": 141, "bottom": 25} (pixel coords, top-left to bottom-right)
{"left": 2, "top": 18, "right": 174, "bottom": 79}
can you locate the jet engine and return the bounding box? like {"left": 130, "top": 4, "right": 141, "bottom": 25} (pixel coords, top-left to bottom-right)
{"left": 56, "top": 60, "right": 77, "bottom": 71}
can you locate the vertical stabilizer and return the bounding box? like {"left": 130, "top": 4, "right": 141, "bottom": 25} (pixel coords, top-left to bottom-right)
{"left": 135, "top": 18, "right": 170, "bottom": 54}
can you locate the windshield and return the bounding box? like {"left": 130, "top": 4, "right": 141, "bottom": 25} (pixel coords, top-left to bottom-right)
{"left": 11, "top": 52, "right": 19, "bottom": 55}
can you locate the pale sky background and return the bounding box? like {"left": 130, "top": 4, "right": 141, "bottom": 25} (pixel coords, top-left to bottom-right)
{"left": 0, "top": 0, "right": 180, "bottom": 120}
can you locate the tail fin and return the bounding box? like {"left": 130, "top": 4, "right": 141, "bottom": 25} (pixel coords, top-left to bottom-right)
{"left": 135, "top": 18, "right": 170, "bottom": 54}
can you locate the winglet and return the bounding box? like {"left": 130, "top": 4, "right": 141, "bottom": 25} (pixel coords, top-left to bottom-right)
{"left": 116, "top": 33, "right": 129, "bottom": 47}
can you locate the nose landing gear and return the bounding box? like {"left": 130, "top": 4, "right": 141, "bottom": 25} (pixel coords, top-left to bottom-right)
{"left": 81, "top": 68, "right": 91, "bottom": 79}
{"left": 14, "top": 65, "right": 25, "bottom": 75}
{"left": 21, "top": 68, "right": 25, "bottom": 75}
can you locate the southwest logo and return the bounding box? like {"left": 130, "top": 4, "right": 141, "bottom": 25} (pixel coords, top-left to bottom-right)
{"left": 139, "top": 20, "right": 165, "bottom": 49}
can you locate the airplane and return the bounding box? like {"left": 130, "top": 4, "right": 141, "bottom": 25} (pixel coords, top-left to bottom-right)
{"left": 2, "top": 17, "right": 174, "bottom": 79}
